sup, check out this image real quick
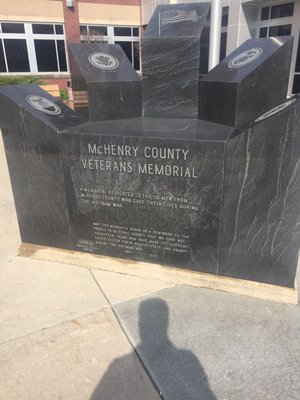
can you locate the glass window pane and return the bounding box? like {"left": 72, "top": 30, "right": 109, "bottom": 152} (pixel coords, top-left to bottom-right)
{"left": 219, "top": 32, "right": 227, "bottom": 61}
{"left": 57, "top": 40, "right": 67, "bottom": 72}
{"left": 133, "top": 41, "right": 140, "bottom": 70}
{"left": 222, "top": 6, "right": 229, "bottom": 27}
{"left": 271, "top": 3, "right": 294, "bottom": 19}
{"left": 269, "top": 24, "right": 292, "bottom": 37}
{"left": 1, "top": 23, "right": 25, "bottom": 34}
{"left": 89, "top": 26, "right": 107, "bottom": 36}
{"left": 80, "top": 25, "right": 88, "bottom": 35}
{"left": 55, "top": 24, "right": 64, "bottom": 35}
{"left": 115, "top": 41, "right": 133, "bottom": 63}
{"left": 292, "top": 75, "right": 300, "bottom": 94}
{"left": 4, "top": 39, "right": 30, "bottom": 72}
{"left": 259, "top": 27, "right": 268, "bottom": 38}
{"left": 32, "top": 24, "right": 54, "bottom": 34}
{"left": 0, "top": 40, "right": 6, "bottom": 72}
{"left": 199, "top": 26, "right": 209, "bottom": 75}
{"left": 34, "top": 39, "right": 58, "bottom": 72}
{"left": 133, "top": 28, "right": 139, "bottom": 37}
{"left": 114, "top": 27, "right": 132, "bottom": 37}
{"left": 261, "top": 7, "right": 270, "bottom": 21}
{"left": 295, "top": 34, "right": 300, "bottom": 73}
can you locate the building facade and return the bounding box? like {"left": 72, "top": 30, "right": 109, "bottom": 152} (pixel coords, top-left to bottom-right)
{"left": 0, "top": 0, "right": 141, "bottom": 88}
{"left": 0, "top": 0, "right": 299, "bottom": 95}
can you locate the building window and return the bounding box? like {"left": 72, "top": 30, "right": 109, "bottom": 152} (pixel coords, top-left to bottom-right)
{"left": 259, "top": 24, "right": 292, "bottom": 37}
{"left": 0, "top": 22, "right": 68, "bottom": 74}
{"left": 293, "top": 33, "right": 300, "bottom": 94}
{"left": 260, "top": 3, "right": 294, "bottom": 21}
{"left": 4, "top": 39, "right": 30, "bottom": 72}
{"left": 257, "top": 2, "right": 298, "bottom": 94}
{"left": 32, "top": 24, "right": 54, "bottom": 35}
{"left": 1, "top": 23, "right": 25, "bottom": 34}
{"left": 80, "top": 24, "right": 141, "bottom": 71}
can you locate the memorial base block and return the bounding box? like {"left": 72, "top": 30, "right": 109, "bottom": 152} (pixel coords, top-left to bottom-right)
{"left": 19, "top": 242, "right": 298, "bottom": 304}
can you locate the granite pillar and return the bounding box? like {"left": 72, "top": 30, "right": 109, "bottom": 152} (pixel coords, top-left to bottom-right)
{"left": 142, "top": 3, "right": 210, "bottom": 119}
{"left": 69, "top": 43, "right": 142, "bottom": 120}
{"left": 0, "top": 84, "right": 86, "bottom": 249}
{"left": 198, "top": 36, "right": 293, "bottom": 127}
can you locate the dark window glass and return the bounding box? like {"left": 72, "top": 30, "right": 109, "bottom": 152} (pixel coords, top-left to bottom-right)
{"left": 80, "top": 25, "right": 88, "bottom": 35}
{"left": 55, "top": 24, "right": 64, "bottom": 35}
{"left": 261, "top": 7, "right": 270, "bottom": 21}
{"left": 133, "top": 28, "right": 139, "bottom": 37}
{"left": 4, "top": 39, "right": 30, "bottom": 72}
{"left": 0, "top": 40, "right": 7, "bottom": 72}
{"left": 34, "top": 39, "right": 58, "bottom": 72}
{"left": 271, "top": 3, "right": 294, "bottom": 19}
{"left": 222, "top": 7, "right": 229, "bottom": 27}
{"left": 2, "top": 23, "right": 25, "bottom": 34}
{"left": 88, "top": 26, "right": 107, "bottom": 36}
{"left": 115, "top": 41, "right": 132, "bottom": 63}
{"left": 295, "top": 34, "right": 300, "bottom": 72}
{"left": 292, "top": 74, "right": 300, "bottom": 94}
{"left": 269, "top": 24, "right": 292, "bottom": 37}
{"left": 133, "top": 41, "right": 140, "bottom": 70}
{"left": 114, "top": 27, "right": 132, "bottom": 36}
{"left": 57, "top": 40, "right": 67, "bottom": 71}
{"left": 219, "top": 32, "right": 227, "bottom": 61}
{"left": 32, "top": 24, "right": 54, "bottom": 34}
{"left": 2, "top": 23, "right": 24, "bottom": 34}
{"left": 259, "top": 27, "right": 268, "bottom": 38}
{"left": 199, "top": 26, "right": 209, "bottom": 75}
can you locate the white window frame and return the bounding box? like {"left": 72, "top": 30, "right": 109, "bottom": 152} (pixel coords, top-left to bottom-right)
{"left": 0, "top": 21, "right": 69, "bottom": 75}
{"left": 256, "top": 1, "right": 300, "bottom": 96}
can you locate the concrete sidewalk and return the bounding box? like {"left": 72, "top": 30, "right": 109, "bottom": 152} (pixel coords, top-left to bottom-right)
{"left": 1, "top": 135, "right": 300, "bottom": 400}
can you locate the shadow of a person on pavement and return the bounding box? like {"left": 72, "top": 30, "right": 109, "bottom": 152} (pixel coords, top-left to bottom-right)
{"left": 90, "top": 298, "right": 217, "bottom": 400}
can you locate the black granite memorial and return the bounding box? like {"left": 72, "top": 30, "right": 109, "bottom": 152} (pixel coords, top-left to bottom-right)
{"left": 60, "top": 96, "right": 300, "bottom": 288}
{"left": 69, "top": 43, "right": 142, "bottom": 120}
{"left": 198, "top": 36, "right": 294, "bottom": 127}
{"left": 142, "top": 2, "right": 210, "bottom": 119}
{"left": 1, "top": 3, "right": 300, "bottom": 297}
{"left": 219, "top": 96, "right": 300, "bottom": 287}
{"left": 61, "top": 118, "right": 234, "bottom": 275}
{"left": 0, "top": 84, "right": 86, "bottom": 249}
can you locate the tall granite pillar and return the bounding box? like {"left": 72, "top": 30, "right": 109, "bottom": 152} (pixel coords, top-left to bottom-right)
{"left": 0, "top": 84, "right": 86, "bottom": 249}
{"left": 142, "top": 3, "right": 210, "bottom": 119}
{"left": 69, "top": 43, "right": 142, "bottom": 120}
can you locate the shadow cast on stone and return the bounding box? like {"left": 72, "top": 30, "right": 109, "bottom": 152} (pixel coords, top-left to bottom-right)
{"left": 90, "top": 298, "right": 217, "bottom": 400}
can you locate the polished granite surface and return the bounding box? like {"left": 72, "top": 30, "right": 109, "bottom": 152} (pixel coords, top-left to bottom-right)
{"left": 142, "top": 3, "right": 210, "bottom": 119}
{"left": 69, "top": 43, "right": 142, "bottom": 120}
{"left": 199, "top": 36, "right": 293, "bottom": 127}
{"left": 66, "top": 117, "right": 235, "bottom": 141}
{"left": 0, "top": 84, "right": 86, "bottom": 249}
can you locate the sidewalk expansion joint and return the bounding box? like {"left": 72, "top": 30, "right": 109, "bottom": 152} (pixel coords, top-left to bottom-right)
{"left": 88, "top": 268, "right": 164, "bottom": 399}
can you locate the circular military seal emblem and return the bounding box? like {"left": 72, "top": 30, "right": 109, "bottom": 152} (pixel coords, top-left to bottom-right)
{"left": 88, "top": 52, "right": 119, "bottom": 70}
{"left": 27, "top": 95, "right": 61, "bottom": 115}
{"left": 228, "top": 47, "right": 263, "bottom": 69}
{"left": 255, "top": 98, "right": 297, "bottom": 123}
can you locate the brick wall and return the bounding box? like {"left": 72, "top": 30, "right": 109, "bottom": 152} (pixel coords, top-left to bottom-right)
{"left": 63, "top": 0, "right": 81, "bottom": 44}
